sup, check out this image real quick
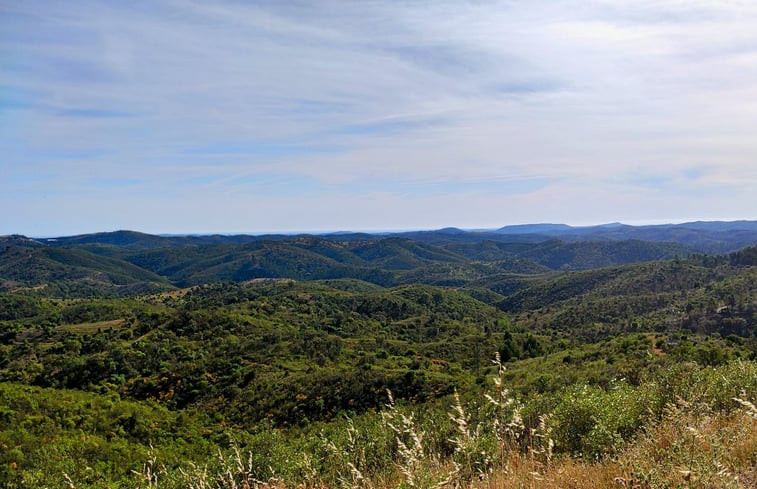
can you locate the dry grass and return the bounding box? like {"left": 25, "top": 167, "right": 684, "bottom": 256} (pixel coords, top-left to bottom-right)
{"left": 61, "top": 402, "right": 756, "bottom": 489}
{"left": 179, "top": 367, "right": 756, "bottom": 489}
{"left": 151, "top": 287, "right": 196, "bottom": 300}
{"left": 60, "top": 358, "right": 757, "bottom": 489}
{"left": 60, "top": 319, "right": 127, "bottom": 334}
{"left": 466, "top": 406, "right": 757, "bottom": 489}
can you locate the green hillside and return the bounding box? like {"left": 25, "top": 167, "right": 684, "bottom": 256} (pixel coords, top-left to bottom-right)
{"left": 0, "top": 244, "right": 173, "bottom": 296}
{"left": 1, "top": 230, "right": 756, "bottom": 488}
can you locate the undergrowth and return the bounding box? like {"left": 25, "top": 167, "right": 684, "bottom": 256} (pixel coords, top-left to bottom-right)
{"left": 54, "top": 358, "right": 757, "bottom": 489}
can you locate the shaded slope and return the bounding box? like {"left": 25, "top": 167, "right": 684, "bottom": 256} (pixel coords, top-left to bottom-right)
{"left": 447, "top": 239, "right": 691, "bottom": 270}
{"left": 0, "top": 244, "right": 173, "bottom": 295}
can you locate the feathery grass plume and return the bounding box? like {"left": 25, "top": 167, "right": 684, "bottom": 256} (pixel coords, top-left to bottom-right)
{"left": 384, "top": 392, "right": 424, "bottom": 488}
{"left": 131, "top": 446, "right": 160, "bottom": 489}
{"left": 447, "top": 389, "right": 490, "bottom": 484}
{"left": 622, "top": 400, "right": 753, "bottom": 489}
{"left": 295, "top": 452, "right": 319, "bottom": 488}
{"left": 382, "top": 389, "right": 446, "bottom": 489}
{"left": 733, "top": 397, "right": 757, "bottom": 419}
{"left": 448, "top": 355, "right": 540, "bottom": 486}
{"left": 525, "top": 414, "right": 554, "bottom": 482}
{"left": 177, "top": 438, "right": 277, "bottom": 489}
{"left": 224, "top": 441, "right": 266, "bottom": 488}
{"left": 324, "top": 417, "right": 372, "bottom": 489}
{"left": 480, "top": 351, "right": 530, "bottom": 479}
{"left": 484, "top": 352, "right": 525, "bottom": 448}
{"left": 62, "top": 473, "right": 77, "bottom": 489}
{"left": 179, "top": 462, "right": 213, "bottom": 489}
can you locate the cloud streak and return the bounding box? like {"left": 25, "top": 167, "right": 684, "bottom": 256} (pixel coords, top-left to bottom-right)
{"left": 2, "top": 0, "right": 757, "bottom": 235}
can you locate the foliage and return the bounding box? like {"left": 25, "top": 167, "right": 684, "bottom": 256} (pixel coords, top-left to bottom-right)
{"left": 2, "top": 233, "right": 757, "bottom": 487}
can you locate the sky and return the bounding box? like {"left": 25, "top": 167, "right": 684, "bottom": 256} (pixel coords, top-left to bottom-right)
{"left": 2, "top": 0, "right": 757, "bottom": 236}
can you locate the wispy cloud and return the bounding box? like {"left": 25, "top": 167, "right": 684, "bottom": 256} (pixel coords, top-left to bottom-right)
{"left": 183, "top": 141, "right": 345, "bottom": 157}
{"left": 55, "top": 108, "right": 135, "bottom": 118}
{"left": 2, "top": 0, "right": 757, "bottom": 235}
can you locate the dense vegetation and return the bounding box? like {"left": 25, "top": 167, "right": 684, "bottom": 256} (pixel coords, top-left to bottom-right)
{"left": 1, "top": 228, "right": 756, "bottom": 487}
{"left": 0, "top": 230, "right": 701, "bottom": 296}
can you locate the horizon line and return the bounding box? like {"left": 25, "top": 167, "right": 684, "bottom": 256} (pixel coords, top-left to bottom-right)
{"left": 13, "top": 217, "right": 757, "bottom": 240}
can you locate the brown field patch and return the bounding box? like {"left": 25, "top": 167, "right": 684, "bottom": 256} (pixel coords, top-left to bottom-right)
{"left": 60, "top": 319, "right": 127, "bottom": 334}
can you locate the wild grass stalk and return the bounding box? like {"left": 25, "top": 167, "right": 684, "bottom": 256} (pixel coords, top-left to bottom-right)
{"left": 58, "top": 358, "right": 756, "bottom": 489}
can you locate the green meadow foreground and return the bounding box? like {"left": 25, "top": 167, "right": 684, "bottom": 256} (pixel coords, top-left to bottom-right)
{"left": 0, "top": 231, "right": 755, "bottom": 487}
{"left": 3, "top": 361, "right": 755, "bottom": 488}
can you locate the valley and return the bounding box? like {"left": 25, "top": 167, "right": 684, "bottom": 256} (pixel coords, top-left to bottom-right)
{"left": 0, "top": 223, "right": 756, "bottom": 488}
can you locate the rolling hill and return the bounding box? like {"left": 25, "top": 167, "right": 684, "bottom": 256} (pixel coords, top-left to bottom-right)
{"left": 1, "top": 226, "right": 756, "bottom": 488}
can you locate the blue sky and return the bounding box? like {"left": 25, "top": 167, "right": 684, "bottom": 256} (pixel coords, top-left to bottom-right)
{"left": 2, "top": 0, "right": 757, "bottom": 236}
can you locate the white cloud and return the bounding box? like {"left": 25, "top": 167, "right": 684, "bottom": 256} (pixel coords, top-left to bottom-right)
{"left": 2, "top": 0, "right": 757, "bottom": 234}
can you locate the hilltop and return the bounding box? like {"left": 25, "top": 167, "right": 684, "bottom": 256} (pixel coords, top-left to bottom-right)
{"left": 8, "top": 220, "right": 752, "bottom": 296}
{"left": 0, "top": 221, "right": 755, "bottom": 487}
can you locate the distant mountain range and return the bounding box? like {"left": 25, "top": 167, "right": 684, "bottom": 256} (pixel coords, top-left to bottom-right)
{"left": 21, "top": 219, "right": 757, "bottom": 253}
{"left": 1, "top": 220, "right": 755, "bottom": 297}
{"left": 493, "top": 220, "right": 757, "bottom": 252}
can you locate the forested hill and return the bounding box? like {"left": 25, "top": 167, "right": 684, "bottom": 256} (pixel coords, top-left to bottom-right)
{"left": 2, "top": 231, "right": 696, "bottom": 296}
{"left": 494, "top": 220, "right": 757, "bottom": 252}
{"left": 2, "top": 254, "right": 756, "bottom": 428}
{"left": 1, "top": 226, "right": 757, "bottom": 487}
{"left": 29, "top": 220, "right": 757, "bottom": 252}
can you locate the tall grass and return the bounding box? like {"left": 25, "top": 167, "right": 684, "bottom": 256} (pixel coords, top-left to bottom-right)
{"left": 62, "top": 359, "right": 757, "bottom": 489}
